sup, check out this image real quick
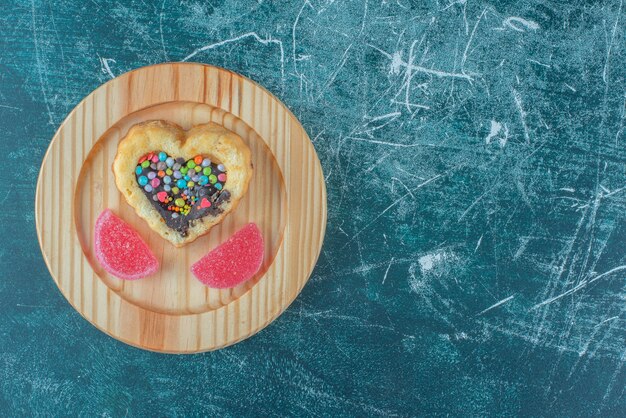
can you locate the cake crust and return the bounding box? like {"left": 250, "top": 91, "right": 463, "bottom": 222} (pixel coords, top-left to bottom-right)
{"left": 113, "top": 120, "right": 253, "bottom": 247}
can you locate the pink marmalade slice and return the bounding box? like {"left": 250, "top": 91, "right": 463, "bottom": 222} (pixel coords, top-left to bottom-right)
{"left": 191, "top": 223, "right": 264, "bottom": 288}
{"left": 94, "top": 209, "right": 159, "bottom": 280}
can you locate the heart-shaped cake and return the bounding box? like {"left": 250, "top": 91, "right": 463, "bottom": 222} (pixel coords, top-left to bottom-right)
{"left": 113, "top": 120, "right": 252, "bottom": 247}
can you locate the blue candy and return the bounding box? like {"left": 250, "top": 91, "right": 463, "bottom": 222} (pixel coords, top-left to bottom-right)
{"left": 138, "top": 176, "right": 148, "bottom": 186}
{"left": 135, "top": 166, "right": 142, "bottom": 175}
{"left": 177, "top": 179, "right": 187, "bottom": 189}
{"left": 158, "top": 152, "right": 167, "bottom": 161}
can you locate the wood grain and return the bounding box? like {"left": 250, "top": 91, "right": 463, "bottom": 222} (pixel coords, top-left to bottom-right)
{"left": 35, "top": 63, "right": 327, "bottom": 353}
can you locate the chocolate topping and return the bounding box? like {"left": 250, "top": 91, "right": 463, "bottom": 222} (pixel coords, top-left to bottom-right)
{"left": 135, "top": 152, "right": 230, "bottom": 236}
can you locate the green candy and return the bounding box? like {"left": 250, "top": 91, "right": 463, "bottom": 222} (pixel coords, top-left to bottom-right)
{"left": 209, "top": 174, "right": 217, "bottom": 184}
{"left": 172, "top": 187, "right": 179, "bottom": 194}
{"left": 175, "top": 198, "right": 185, "bottom": 207}
{"left": 187, "top": 160, "right": 196, "bottom": 169}
{"left": 165, "top": 168, "right": 173, "bottom": 175}
{"left": 141, "top": 160, "right": 150, "bottom": 168}
{"left": 180, "top": 166, "right": 189, "bottom": 174}
{"left": 203, "top": 167, "right": 211, "bottom": 175}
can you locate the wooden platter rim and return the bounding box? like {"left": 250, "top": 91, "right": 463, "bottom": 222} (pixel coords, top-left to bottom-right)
{"left": 35, "top": 63, "right": 327, "bottom": 353}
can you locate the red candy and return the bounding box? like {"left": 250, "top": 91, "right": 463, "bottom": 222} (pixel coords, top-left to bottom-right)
{"left": 191, "top": 223, "right": 264, "bottom": 288}
{"left": 94, "top": 209, "right": 159, "bottom": 280}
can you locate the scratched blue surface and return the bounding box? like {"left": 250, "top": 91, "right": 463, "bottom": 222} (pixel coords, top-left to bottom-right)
{"left": 1, "top": 0, "right": 625, "bottom": 416}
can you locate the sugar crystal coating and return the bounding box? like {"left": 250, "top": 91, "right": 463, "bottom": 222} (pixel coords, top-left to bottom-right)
{"left": 94, "top": 209, "right": 159, "bottom": 280}
{"left": 191, "top": 223, "right": 264, "bottom": 288}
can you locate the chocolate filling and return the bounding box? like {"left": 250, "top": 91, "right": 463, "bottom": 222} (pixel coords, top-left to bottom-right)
{"left": 135, "top": 154, "right": 231, "bottom": 237}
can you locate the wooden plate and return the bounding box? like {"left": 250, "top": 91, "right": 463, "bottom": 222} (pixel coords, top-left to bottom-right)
{"left": 35, "top": 63, "right": 326, "bottom": 353}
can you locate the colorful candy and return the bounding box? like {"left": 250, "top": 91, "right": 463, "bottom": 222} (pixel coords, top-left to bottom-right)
{"left": 135, "top": 151, "right": 228, "bottom": 221}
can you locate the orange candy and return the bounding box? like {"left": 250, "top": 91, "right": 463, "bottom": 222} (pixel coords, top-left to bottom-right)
{"left": 194, "top": 155, "right": 203, "bottom": 165}
{"left": 158, "top": 170, "right": 165, "bottom": 177}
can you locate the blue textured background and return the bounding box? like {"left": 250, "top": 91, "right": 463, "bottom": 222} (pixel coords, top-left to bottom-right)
{"left": 1, "top": 0, "right": 625, "bottom": 416}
